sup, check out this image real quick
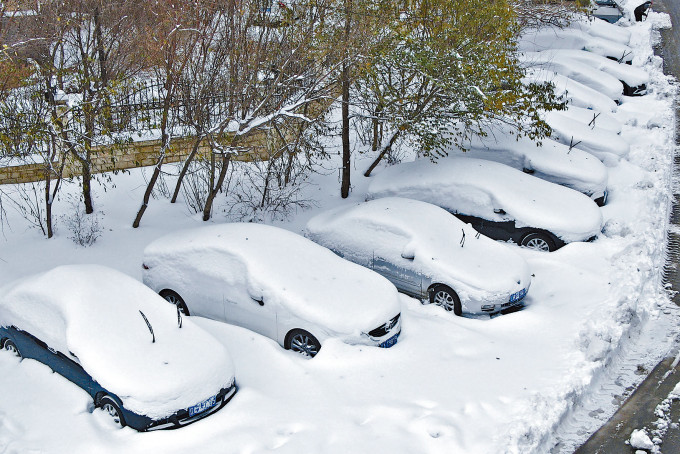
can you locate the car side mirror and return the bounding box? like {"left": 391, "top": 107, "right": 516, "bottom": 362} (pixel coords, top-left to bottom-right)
{"left": 494, "top": 208, "right": 506, "bottom": 215}
{"left": 401, "top": 252, "right": 415, "bottom": 260}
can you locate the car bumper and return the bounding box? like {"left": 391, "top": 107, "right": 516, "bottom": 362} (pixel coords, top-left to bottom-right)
{"left": 478, "top": 287, "right": 529, "bottom": 315}
{"left": 144, "top": 383, "right": 237, "bottom": 431}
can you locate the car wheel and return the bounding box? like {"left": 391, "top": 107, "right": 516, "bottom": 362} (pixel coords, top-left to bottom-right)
{"left": 2, "top": 339, "right": 21, "bottom": 358}
{"left": 520, "top": 232, "right": 555, "bottom": 252}
{"left": 430, "top": 285, "right": 462, "bottom": 316}
{"left": 99, "top": 395, "right": 126, "bottom": 428}
{"left": 286, "top": 329, "right": 321, "bottom": 358}
{"left": 159, "top": 290, "right": 190, "bottom": 316}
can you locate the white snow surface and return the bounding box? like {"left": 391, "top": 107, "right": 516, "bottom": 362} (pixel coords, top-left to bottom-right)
{"left": 0, "top": 11, "right": 677, "bottom": 454}
{"left": 143, "top": 223, "right": 400, "bottom": 335}
{"left": 569, "top": 16, "right": 632, "bottom": 45}
{"left": 519, "top": 50, "right": 624, "bottom": 101}
{"left": 0, "top": 265, "right": 235, "bottom": 419}
{"left": 305, "top": 197, "right": 531, "bottom": 310}
{"left": 525, "top": 67, "right": 618, "bottom": 112}
{"left": 544, "top": 110, "right": 631, "bottom": 163}
{"left": 452, "top": 125, "right": 609, "bottom": 199}
{"left": 519, "top": 26, "right": 634, "bottom": 62}
{"left": 366, "top": 157, "right": 603, "bottom": 243}
{"left": 548, "top": 105, "right": 622, "bottom": 134}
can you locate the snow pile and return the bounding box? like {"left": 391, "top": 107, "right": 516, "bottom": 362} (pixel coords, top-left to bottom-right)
{"left": 519, "top": 26, "right": 633, "bottom": 62}
{"left": 0, "top": 265, "right": 235, "bottom": 419}
{"left": 367, "top": 156, "right": 603, "bottom": 243}
{"left": 144, "top": 223, "right": 400, "bottom": 335}
{"left": 306, "top": 197, "right": 531, "bottom": 311}
{"left": 629, "top": 428, "right": 654, "bottom": 450}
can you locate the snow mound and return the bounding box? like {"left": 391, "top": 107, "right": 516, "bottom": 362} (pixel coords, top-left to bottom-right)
{"left": 366, "top": 157, "right": 603, "bottom": 243}
{"left": 519, "top": 26, "right": 633, "bottom": 63}
{"left": 551, "top": 105, "right": 622, "bottom": 135}
{"left": 143, "top": 223, "right": 400, "bottom": 335}
{"left": 629, "top": 428, "right": 654, "bottom": 450}
{"left": 540, "top": 49, "right": 649, "bottom": 88}
{"left": 0, "top": 265, "right": 235, "bottom": 419}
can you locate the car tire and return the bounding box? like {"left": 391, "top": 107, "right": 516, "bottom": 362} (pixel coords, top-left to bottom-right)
{"left": 2, "top": 339, "right": 21, "bottom": 358}
{"left": 430, "top": 285, "right": 462, "bottom": 316}
{"left": 159, "top": 290, "right": 190, "bottom": 316}
{"left": 99, "top": 395, "right": 126, "bottom": 429}
{"left": 520, "top": 232, "right": 555, "bottom": 252}
{"left": 285, "top": 329, "right": 321, "bottom": 358}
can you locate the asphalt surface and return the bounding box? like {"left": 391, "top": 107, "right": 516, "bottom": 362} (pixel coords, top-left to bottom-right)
{"left": 574, "top": 2, "right": 680, "bottom": 453}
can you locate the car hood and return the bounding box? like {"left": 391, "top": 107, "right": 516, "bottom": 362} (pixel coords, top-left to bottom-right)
{"left": 366, "top": 157, "right": 603, "bottom": 243}
{"left": 143, "top": 223, "right": 401, "bottom": 336}
{"left": 0, "top": 265, "right": 235, "bottom": 420}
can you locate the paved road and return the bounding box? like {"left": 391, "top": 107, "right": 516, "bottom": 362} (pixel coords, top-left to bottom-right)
{"left": 574, "top": 2, "right": 680, "bottom": 453}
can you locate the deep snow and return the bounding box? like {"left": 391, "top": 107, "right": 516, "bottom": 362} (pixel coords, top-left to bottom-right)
{"left": 0, "top": 9, "right": 678, "bottom": 454}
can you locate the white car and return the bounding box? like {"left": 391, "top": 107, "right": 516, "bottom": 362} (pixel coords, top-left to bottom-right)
{"left": 0, "top": 265, "right": 236, "bottom": 431}
{"left": 451, "top": 129, "right": 609, "bottom": 205}
{"left": 143, "top": 223, "right": 402, "bottom": 358}
{"left": 306, "top": 198, "right": 532, "bottom": 316}
{"left": 546, "top": 105, "right": 621, "bottom": 135}
{"left": 367, "top": 157, "right": 603, "bottom": 252}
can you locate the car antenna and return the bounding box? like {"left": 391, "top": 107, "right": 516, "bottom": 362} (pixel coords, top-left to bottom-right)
{"left": 460, "top": 229, "right": 466, "bottom": 247}
{"left": 588, "top": 112, "right": 600, "bottom": 129}
{"left": 139, "top": 310, "right": 155, "bottom": 343}
{"left": 176, "top": 304, "right": 183, "bottom": 329}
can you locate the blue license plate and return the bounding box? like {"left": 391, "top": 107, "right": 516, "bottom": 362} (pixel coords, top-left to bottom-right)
{"left": 379, "top": 333, "right": 399, "bottom": 348}
{"left": 509, "top": 288, "right": 527, "bottom": 303}
{"left": 188, "top": 395, "right": 217, "bottom": 417}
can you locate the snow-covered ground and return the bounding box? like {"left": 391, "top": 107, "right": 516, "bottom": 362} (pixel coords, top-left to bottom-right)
{"left": 0, "top": 10, "right": 678, "bottom": 454}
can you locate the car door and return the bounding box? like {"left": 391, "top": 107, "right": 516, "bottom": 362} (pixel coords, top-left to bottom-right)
{"left": 371, "top": 254, "right": 424, "bottom": 298}
{"left": 223, "top": 291, "right": 278, "bottom": 341}
{"left": 49, "top": 350, "right": 97, "bottom": 395}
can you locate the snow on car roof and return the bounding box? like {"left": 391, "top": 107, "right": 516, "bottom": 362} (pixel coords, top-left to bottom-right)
{"left": 366, "top": 157, "right": 603, "bottom": 243}
{"left": 524, "top": 68, "right": 618, "bottom": 113}
{"left": 550, "top": 105, "right": 622, "bottom": 135}
{"left": 519, "top": 26, "right": 633, "bottom": 63}
{"left": 449, "top": 130, "right": 608, "bottom": 198}
{"left": 144, "top": 223, "right": 400, "bottom": 335}
{"left": 306, "top": 197, "right": 531, "bottom": 299}
{"left": 519, "top": 51, "right": 623, "bottom": 101}
{"left": 0, "top": 265, "right": 235, "bottom": 419}
{"left": 539, "top": 49, "right": 649, "bottom": 87}
{"left": 544, "top": 111, "right": 630, "bottom": 163}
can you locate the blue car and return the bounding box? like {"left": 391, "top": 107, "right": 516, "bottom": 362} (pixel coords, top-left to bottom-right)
{"left": 0, "top": 265, "right": 237, "bottom": 431}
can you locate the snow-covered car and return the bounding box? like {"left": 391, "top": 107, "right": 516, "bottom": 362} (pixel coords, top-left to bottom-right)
{"left": 0, "top": 265, "right": 237, "bottom": 431}
{"left": 306, "top": 198, "right": 532, "bottom": 316}
{"left": 366, "top": 157, "right": 603, "bottom": 252}
{"left": 143, "top": 223, "right": 402, "bottom": 358}
{"left": 541, "top": 49, "right": 649, "bottom": 96}
{"left": 543, "top": 110, "right": 630, "bottom": 164}
{"left": 519, "top": 51, "right": 624, "bottom": 101}
{"left": 519, "top": 25, "right": 633, "bottom": 63}
{"left": 548, "top": 105, "right": 622, "bottom": 135}
{"left": 451, "top": 131, "right": 609, "bottom": 205}
{"left": 525, "top": 68, "right": 618, "bottom": 113}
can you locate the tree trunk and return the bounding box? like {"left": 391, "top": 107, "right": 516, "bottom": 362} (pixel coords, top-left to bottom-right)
{"left": 171, "top": 136, "right": 203, "bottom": 203}
{"left": 45, "top": 168, "right": 53, "bottom": 238}
{"left": 340, "top": 0, "right": 352, "bottom": 199}
{"left": 202, "top": 153, "right": 232, "bottom": 221}
{"left": 364, "top": 130, "right": 401, "bottom": 177}
{"left": 81, "top": 151, "right": 93, "bottom": 214}
{"left": 132, "top": 156, "right": 164, "bottom": 228}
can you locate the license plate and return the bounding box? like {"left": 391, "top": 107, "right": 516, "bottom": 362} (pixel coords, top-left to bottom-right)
{"left": 188, "top": 395, "right": 217, "bottom": 417}
{"left": 509, "top": 288, "right": 527, "bottom": 303}
{"left": 379, "top": 333, "right": 399, "bottom": 348}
